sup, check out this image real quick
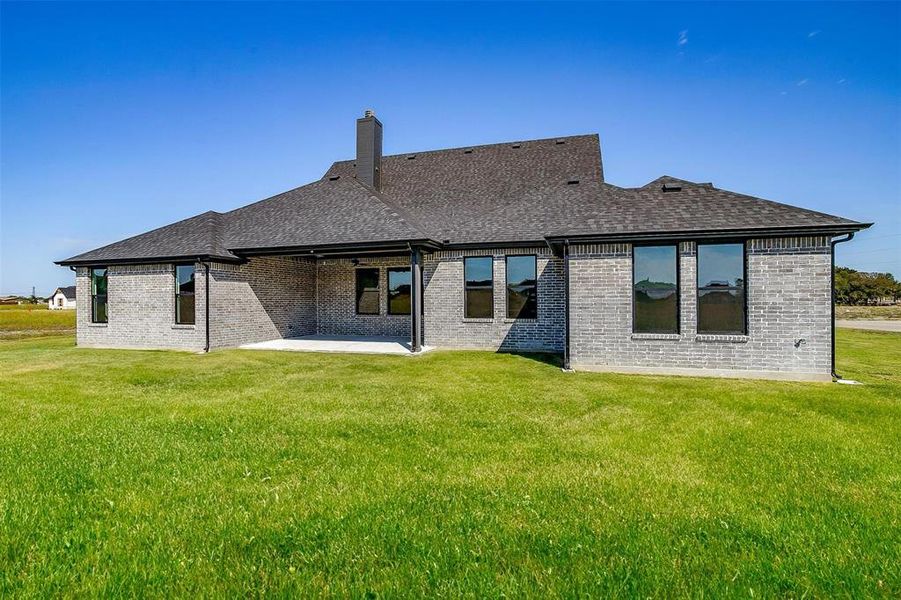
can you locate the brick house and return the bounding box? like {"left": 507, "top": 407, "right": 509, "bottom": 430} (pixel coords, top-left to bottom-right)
{"left": 57, "top": 111, "right": 871, "bottom": 381}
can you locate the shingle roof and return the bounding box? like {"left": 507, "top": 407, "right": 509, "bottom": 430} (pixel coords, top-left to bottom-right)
{"left": 57, "top": 133, "right": 868, "bottom": 266}
{"left": 54, "top": 286, "right": 76, "bottom": 299}
{"left": 543, "top": 176, "right": 864, "bottom": 240}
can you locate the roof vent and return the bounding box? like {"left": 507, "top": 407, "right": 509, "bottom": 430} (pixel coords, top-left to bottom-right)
{"left": 406, "top": 154, "right": 417, "bottom": 160}
{"left": 662, "top": 182, "right": 682, "bottom": 192}
{"left": 555, "top": 139, "right": 566, "bottom": 145}
{"left": 328, "top": 175, "right": 340, "bottom": 181}
{"left": 511, "top": 143, "right": 522, "bottom": 148}
{"left": 463, "top": 148, "right": 473, "bottom": 154}
{"left": 567, "top": 179, "right": 580, "bottom": 185}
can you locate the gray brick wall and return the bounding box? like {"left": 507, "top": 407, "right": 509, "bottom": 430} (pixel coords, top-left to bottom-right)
{"left": 208, "top": 257, "right": 316, "bottom": 350}
{"left": 73, "top": 237, "right": 835, "bottom": 380}
{"left": 569, "top": 237, "right": 832, "bottom": 379}
{"left": 316, "top": 257, "right": 411, "bottom": 338}
{"left": 422, "top": 247, "right": 565, "bottom": 351}
{"left": 76, "top": 256, "right": 316, "bottom": 351}
{"left": 75, "top": 263, "right": 207, "bottom": 351}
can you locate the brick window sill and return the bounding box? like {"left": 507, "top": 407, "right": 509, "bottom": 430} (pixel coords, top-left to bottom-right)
{"left": 172, "top": 324, "right": 196, "bottom": 330}
{"left": 462, "top": 318, "right": 494, "bottom": 323}
{"left": 503, "top": 318, "right": 538, "bottom": 324}
{"left": 695, "top": 334, "right": 749, "bottom": 343}
{"left": 87, "top": 323, "right": 108, "bottom": 328}
{"left": 631, "top": 333, "right": 681, "bottom": 341}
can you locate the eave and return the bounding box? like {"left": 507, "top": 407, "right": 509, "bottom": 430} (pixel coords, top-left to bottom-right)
{"left": 544, "top": 222, "right": 873, "bottom": 255}
{"left": 55, "top": 253, "right": 245, "bottom": 268}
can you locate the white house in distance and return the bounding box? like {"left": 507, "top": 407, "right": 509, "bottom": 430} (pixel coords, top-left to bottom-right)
{"left": 48, "top": 286, "right": 76, "bottom": 310}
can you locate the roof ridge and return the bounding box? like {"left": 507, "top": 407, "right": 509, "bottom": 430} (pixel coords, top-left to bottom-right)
{"left": 346, "top": 178, "right": 438, "bottom": 241}
{"left": 328, "top": 133, "right": 600, "bottom": 165}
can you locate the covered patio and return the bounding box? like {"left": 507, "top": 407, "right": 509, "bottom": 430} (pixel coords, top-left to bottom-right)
{"left": 239, "top": 334, "right": 434, "bottom": 355}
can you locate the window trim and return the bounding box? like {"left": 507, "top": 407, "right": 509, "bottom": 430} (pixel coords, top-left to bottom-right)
{"left": 505, "top": 254, "right": 538, "bottom": 320}
{"left": 463, "top": 256, "right": 494, "bottom": 319}
{"left": 387, "top": 267, "right": 412, "bottom": 316}
{"left": 696, "top": 240, "right": 748, "bottom": 335}
{"left": 90, "top": 267, "right": 108, "bottom": 324}
{"left": 355, "top": 267, "right": 380, "bottom": 315}
{"left": 174, "top": 263, "right": 196, "bottom": 325}
{"left": 631, "top": 243, "right": 680, "bottom": 335}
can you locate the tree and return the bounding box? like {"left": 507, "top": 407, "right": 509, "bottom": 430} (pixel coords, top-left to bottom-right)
{"left": 834, "top": 266, "right": 901, "bottom": 305}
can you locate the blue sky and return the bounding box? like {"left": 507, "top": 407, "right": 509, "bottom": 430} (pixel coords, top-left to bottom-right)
{"left": 2, "top": 1, "right": 898, "bottom": 295}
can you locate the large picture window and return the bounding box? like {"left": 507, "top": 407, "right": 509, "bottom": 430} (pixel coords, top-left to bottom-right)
{"left": 387, "top": 268, "right": 411, "bottom": 315}
{"left": 697, "top": 243, "right": 746, "bottom": 334}
{"left": 91, "top": 267, "right": 108, "bottom": 323}
{"left": 506, "top": 255, "right": 537, "bottom": 319}
{"left": 633, "top": 245, "right": 679, "bottom": 333}
{"left": 464, "top": 256, "right": 493, "bottom": 318}
{"left": 355, "top": 268, "right": 380, "bottom": 315}
{"left": 175, "top": 264, "right": 196, "bottom": 325}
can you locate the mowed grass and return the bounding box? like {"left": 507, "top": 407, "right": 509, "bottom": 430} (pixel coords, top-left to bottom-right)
{"left": 0, "top": 331, "right": 899, "bottom": 597}
{"left": 0, "top": 305, "right": 75, "bottom": 339}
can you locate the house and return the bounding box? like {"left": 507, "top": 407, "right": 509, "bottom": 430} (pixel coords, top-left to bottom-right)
{"left": 56, "top": 111, "right": 871, "bottom": 381}
{"left": 48, "top": 286, "right": 77, "bottom": 310}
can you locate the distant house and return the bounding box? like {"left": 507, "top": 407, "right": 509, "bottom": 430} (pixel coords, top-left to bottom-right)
{"left": 49, "top": 286, "right": 76, "bottom": 310}
{"left": 57, "top": 111, "right": 872, "bottom": 381}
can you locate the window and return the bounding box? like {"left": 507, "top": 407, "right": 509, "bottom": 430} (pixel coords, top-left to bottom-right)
{"left": 633, "top": 245, "right": 679, "bottom": 333}
{"left": 697, "top": 243, "right": 746, "bottom": 334}
{"left": 464, "top": 256, "right": 493, "bottom": 318}
{"left": 388, "top": 268, "right": 411, "bottom": 315}
{"left": 57, "top": 297, "right": 63, "bottom": 307}
{"left": 355, "top": 268, "right": 380, "bottom": 315}
{"left": 506, "top": 255, "right": 537, "bottom": 319}
{"left": 175, "top": 264, "right": 196, "bottom": 325}
{"left": 91, "top": 268, "right": 108, "bottom": 323}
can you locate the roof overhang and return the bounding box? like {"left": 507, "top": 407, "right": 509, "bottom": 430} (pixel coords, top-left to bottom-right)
{"left": 544, "top": 223, "right": 873, "bottom": 255}
{"left": 230, "top": 238, "right": 443, "bottom": 259}
{"left": 55, "top": 253, "right": 245, "bottom": 268}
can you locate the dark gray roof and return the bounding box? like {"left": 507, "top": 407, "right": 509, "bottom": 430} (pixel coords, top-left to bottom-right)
{"left": 53, "top": 286, "right": 76, "bottom": 299}
{"left": 58, "top": 133, "right": 868, "bottom": 266}
{"left": 544, "top": 176, "right": 864, "bottom": 240}
{"left": 60, "top": 211, "right": 240, "bottom": 265}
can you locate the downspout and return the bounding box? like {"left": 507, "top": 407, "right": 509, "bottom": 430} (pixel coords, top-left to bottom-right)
{"left": 204, "top": 261, "right": 211, "bottom": 353}
{"left": 830, "top": 233, "right": 854, "bottom": 379}
{"left": 562, "top": 239, "right": 572, "bottom": 372}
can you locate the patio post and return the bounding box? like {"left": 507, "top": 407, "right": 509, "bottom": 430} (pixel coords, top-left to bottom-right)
{"left": 410, "top": 246, "right": 423, "bottom": 353}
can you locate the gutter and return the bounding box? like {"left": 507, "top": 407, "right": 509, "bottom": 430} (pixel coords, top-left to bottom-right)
{"left": 55, "top": 253, "right": 244, "bottom": 268}
{"left": 544, "top": 223, "right": 872, "bottom": 247}
{"left": 830, "top": 233, "right": 855, "bottom": 380}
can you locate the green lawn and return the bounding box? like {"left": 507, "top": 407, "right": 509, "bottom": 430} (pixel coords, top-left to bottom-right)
{"left": 1, "top": 331, "right": 899, "bottom": 597}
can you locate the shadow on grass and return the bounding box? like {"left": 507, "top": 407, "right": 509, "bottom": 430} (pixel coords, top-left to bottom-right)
{"left": 497, "top": 351, "right": 563, "bottom": 369}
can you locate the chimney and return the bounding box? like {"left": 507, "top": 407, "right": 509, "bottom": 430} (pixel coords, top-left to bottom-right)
{"left": 356, "top": 109, "right": 382, "bottom": 190}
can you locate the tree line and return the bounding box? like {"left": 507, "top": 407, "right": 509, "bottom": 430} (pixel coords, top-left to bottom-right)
{"left": 835, "top": 266, "right": 901, "bottom": 305}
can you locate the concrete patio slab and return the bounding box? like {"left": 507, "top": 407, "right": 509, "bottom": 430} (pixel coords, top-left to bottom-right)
{"left": 239, "top": 335, "right": 433, "bottom": 355}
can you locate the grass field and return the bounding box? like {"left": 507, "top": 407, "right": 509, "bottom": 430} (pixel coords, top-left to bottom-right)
{"left": 0, "top": 305, "right": 75, "bottom": 339}
{"left": 1, "top": 330, "right": 899, "bottom": 597}
{"left": 836, "top": 305, "right": 901, "bottom": 320}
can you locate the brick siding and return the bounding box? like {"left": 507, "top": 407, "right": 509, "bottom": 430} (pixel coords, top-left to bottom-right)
{"left": 422, "top": 247, "right": 565, "bottom": 351}
{"left": 316, "top": 256, "right": 411, "bottom": 338}
{"left": 73, "top": 236, "right": 835, "bottom": 380}
{"left": 569, "top": 237, "right": 832, "bottom": 378}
